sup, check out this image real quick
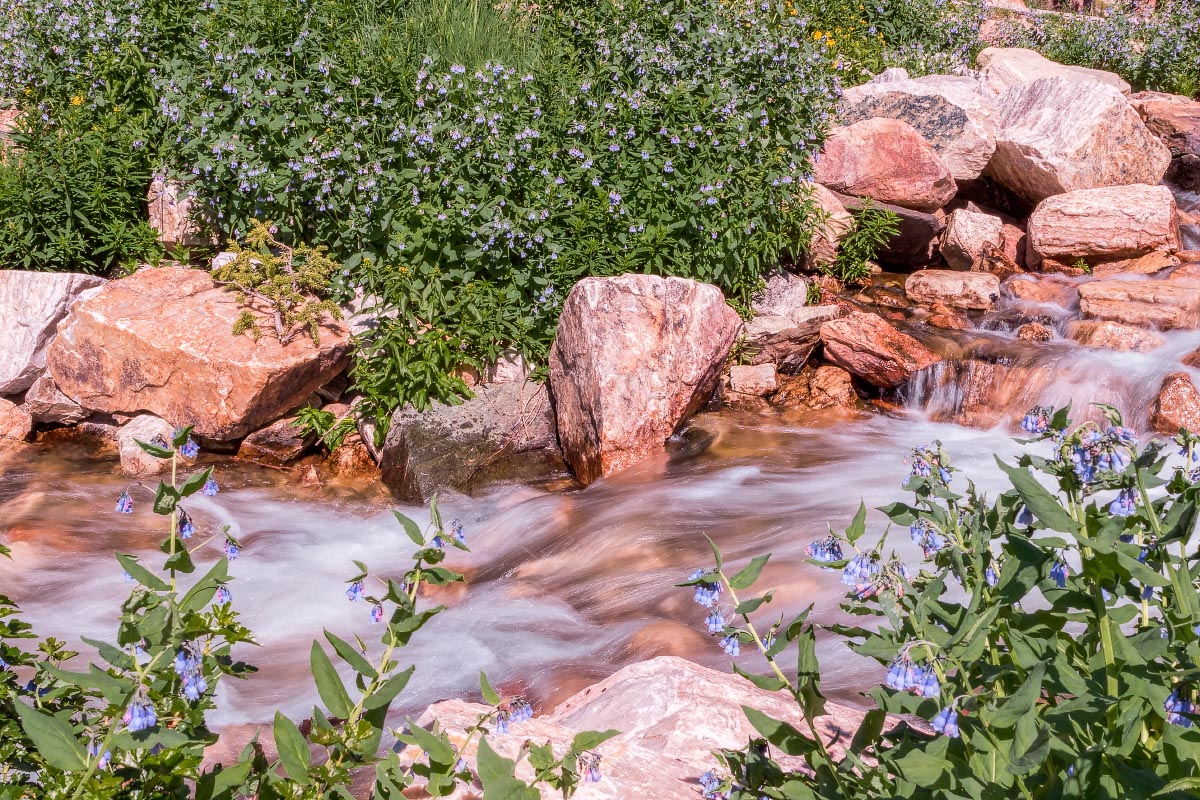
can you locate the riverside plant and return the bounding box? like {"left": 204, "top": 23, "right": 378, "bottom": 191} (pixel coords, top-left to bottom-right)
{"left": 684, "top": 405, "right": 1200, "bottom": 799}
{"left": 0, "top": 430, "right": 612, "bottom": 798}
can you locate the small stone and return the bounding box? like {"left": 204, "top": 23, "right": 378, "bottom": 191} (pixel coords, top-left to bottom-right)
{"left": 728, "top": 364, "right": 778, "bottom": 396}
{"left": 117, "top": 414, "right": 175, "bottom": 476}
{"left": 1151, "top": 372, "right": 1200, "bottom": 434}
{"left": 1017, "top": 322, "right": 1054, "bottom": 342}
{"left": 326, "top": 432, "right": 380, "bottom": 480}
{"left": 751, "top": 272, "right": 809, "bottom": 318}
{"left": 1092, "top": 251, "right": 1180, "bottom": 277}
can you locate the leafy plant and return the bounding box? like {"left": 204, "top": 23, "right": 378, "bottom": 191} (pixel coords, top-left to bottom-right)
{"left": 293, "top": 406, "right": 359, "bottom": 452}
{"left": 684, "top": 406, "right": 1200, "bottom": 798}
{"left": 826, "top": 200, "right": 899, "bottom": 285}
{"left": 214, "top": 220, "right": 343, "bottom": 345}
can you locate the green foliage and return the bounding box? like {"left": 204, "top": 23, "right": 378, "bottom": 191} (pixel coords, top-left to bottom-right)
{"left": 0, "top": 442, "right": 610, "bottom": 797}
{"left": 826, "top": 200, "right": 899, "bottom": 285}
{"left": 693, "top": 409, "right": 1200, "bottom": 798}
{"left": 214, "top": 221, "right": 342, "bottom": 345}
{"left": 293, "top": 406, "right": 358, "bottom": 452}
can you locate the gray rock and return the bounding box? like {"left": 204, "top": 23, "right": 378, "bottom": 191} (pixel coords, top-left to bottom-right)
{"left": 745, "top": 305, "right": 840, "bottom": 373}
{"left": 117, "top": 414, "right": 175, "bottom": 477}
{"left": 0, "top": 270, "right": 105, "bottom": 394}
{"left": 751, "top": 272, "right": 809, "bottom": 317}
{"left": 380, "top": 381, "right": 564, "bottom": 502}
{"left": 23, "top": 375, "right": 88, "bottom": 425}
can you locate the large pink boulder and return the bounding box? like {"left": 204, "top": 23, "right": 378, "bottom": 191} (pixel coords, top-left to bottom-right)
{"left": 47, "top": 268, "right": 351, "bottom": 440}
{"left": 1027, "top": 184, "right": 1179, "bottom": 267}
{"left": 820, "top": 311, "right": 942, "bottom": 388}
{"left": 548, "top": 275, "right": 742, "bottom": 484}
{"left": 814, "top": 117, "right": 957, "bottom": 212}
{"left": 986, "top": 77, "right": 1171, "bottom": 204}
{"left": 1078, "top": 280, "right": 1200, "bottom": 331}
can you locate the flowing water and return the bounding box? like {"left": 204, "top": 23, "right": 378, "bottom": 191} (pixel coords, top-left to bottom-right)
{"left": 2, "top": 186, "right": 1199, "bottom": 726}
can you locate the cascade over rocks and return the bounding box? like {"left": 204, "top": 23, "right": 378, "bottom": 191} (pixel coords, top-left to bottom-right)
{"left": 0, "top": 270, "right": 106, "bottom": 395}
{"left": 905, "top": 269, "right": 1001, "bottom": 310}
{"left": 548, "top": 275, "right": 742, "bottom": 484}
{"left": 1026, "top": 184, "right": 1179, "bottom": 267}
{"left": 820, "top": 311, "right": 942, "bottom": 388}
{"left": 1078, "top": 280, "right": 1200, "bottom": 330}
{"left": 47, "top": 268, "right": 352, "bottom": 441}
{"left": 986, "top": 77, "right": 1171, "bottom": 205}
{"left": 381, "top": 381, "right": 564, "bottom": 503}
{"left": 976, "top": 46, "right": 1131, "bottom": 96}
{"left": 1151, "top": 373, "right": 1200, "bottom": 435}
{"left": 1065, "top": 320, "right": 1166, "bottom": 352}
{"left": 813, "top": 117, "right": 957, "bottom": 212}
{"left": 403, "top": 657, "right": 882, "bottom": 799}
{"left": 838, "top": 72, "right": 999, "bottom": 180}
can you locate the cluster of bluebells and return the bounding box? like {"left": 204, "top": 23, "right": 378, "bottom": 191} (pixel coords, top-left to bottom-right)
{"left": 174, "top": 645, "right": 208, "bottom": 702}
{"left": 885, "top": 649, "right": 941, "bottom": 698}
{"left": 1165, "top": 687, "right": 1195, "bottom": 728}
{"left": 431, "top": 519, "right": 466, "bottom": 549}
{"left": 804, "top": 533, "right": 843, "bottom": 564}
{"left": 1068, "top": 428, "right": 1132, "bottom": 483}
{"left": 908, "top": 443, "right": 951, "bottom": 486}
{"left": 931, "top": 705, "right": 960, "bottom": 738}
{"left": 495, "top": 697, "right": 533, "bottom": 734}
{"left": 1020, "top": 406, "right": 1054, "bottom": 436}
{"left": 1050, "top": 558, "right": 1070, "bottom": 588}
{"left": 690, "top": 570, "right": 723, "bottom": 608}
{"left": 123, "top": 692, "right": 157, "bottom": 732}
{"left": 576, "top": 751, "right": 602, "bottom": 783}
{"left": 909, "top": 519, "right": 948, "bottom": 559}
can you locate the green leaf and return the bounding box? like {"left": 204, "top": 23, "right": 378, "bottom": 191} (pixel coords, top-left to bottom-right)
{"left": 324, "top": 631, "right": 377, "bottom": 679}
{"left": 728, "top": 554, "right": 771, "bottom": 590}
{"left": 273, "top": 711, "right": 312, "bottom": 783}
{"left": 42, "top": 663, "right": 130, "bottom": 705}
{"left": 406, "top": 717, "right": 456, "bottom": 765}
{"left": 996, "top": 458, "right": 1079, "bottom": 533}
{"left": 846, "top": 501, "right": 868, "bottom": 542}
{"left": 703, "top": 534, "right": 723, "bottom": 571}
{"left": 1007, "top": 722, "right": 1051, "bottom": 775}
{"left": 364, "top": 666, "right": 415, "bottom": 711}
{"left": 310, "top": 642, "right": 353, "bottom": 719}
{"left": 480, "top": 671, "right": 501, "bottom": 705}
{"left": 894, "top": 748, "right": 949, "bottom": 785}
{"left": 476, "top": 737, "right": 540, "bottom": 800}
{"left": 742, "top": 706, "right": 817, "bottom": 756}
{"left": 393, "top": 510, "right": 425, "bottom": 547}
{"left": 734, "top": 589, "right": 775, "bottom": 615}
{"left": 180, "top": 558, "right": 229, "bottom": 612}
{"left": 153, "top": 482, "right": 181, "bottom": 515}
{"left": 14, "top": 702, "right": 87, "bottom": 771}
{"left": 991, "top": 662, "right": 1046, "bottom": 728}
{"left": 733, "top": 663, "right": 788, "bottom": 692}
{"left": 180, "top": 467, "right": 215, "bottom": 498}
{"left": 195, "top": 761, "right": 253, "bottom": 800}
{"left": 172, "top": 426, "right": 194, "bottom": 448}
{"left": 135, "top": 438, "right": 174, "bottom": 459}
{"left": 1156, "top": 777, "right": 1200, "bottom": 797}
{"left": 569, "top": 729, "right": 619, "bottom": 752}
{"left": 849, "top": 708, "right": 886, "bottom": 755}
{"left": 115, "top": 552, "right": 170, "bottom": 591}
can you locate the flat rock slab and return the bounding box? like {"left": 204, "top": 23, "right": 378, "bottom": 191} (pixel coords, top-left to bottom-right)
{"left": 1078, "top": 279, "right": 1200, "bottom": 330}
{"left": 820, "top": 311, "right": 942, "bottom": 388}
{"left": 1065, "top": 320, "right": 1166, "bottom": 352}
{"left": 1027, "top": 184, "right": 1179, "bottom": 266}
{"left": 906, "top": 270, "right": 1001, "bottom": 310}
{"left": 47, "top": 268, "right": 351, "bottom": 440}
{"left": 0, "top": 270, "right": 106, "bottom": 395}
{"left": 549, "top": 275, "right": 742, "bottom": 484}
{"left": 381, "top": 381, "right": 564, "bottom": 502}
{"left": 977, "top": 46, "right": 1131, "bottom": 96}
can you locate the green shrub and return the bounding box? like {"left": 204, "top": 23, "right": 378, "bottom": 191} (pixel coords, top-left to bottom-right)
{"left": 827, "top": 201, "right": 900, "bottom": 285}
{"left": 686, "top": 407, "right": 1200, "bottom": 798}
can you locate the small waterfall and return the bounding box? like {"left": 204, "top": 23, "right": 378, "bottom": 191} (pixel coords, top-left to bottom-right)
{"left": 1177, "top": 188, "right": 1199, "bottom": 251}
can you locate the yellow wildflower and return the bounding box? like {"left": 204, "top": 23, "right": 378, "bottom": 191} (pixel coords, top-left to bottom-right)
{"left": 813, "top": 30, "right": 822, "bottom": 39}
{"left": 69, "top": 95, "right": 84, "bottom": 106}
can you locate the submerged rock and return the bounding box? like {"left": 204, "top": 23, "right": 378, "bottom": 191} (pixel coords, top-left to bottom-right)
{"left": 1152, "top": 372, "right": 1200, "bottom": 434}
{"left": 0, "top": 270, "right": 106, "bottom": 395}
{"left": 820, "top": 311, "right": 942, "bottom": 388}
{"left": 1027, "top": 184, "right": 1179, "bottom": 267}
{"left": 814, "top": 117, "right": 957, "bottom": 212}
{"left": 986, "top": 77, "right": 1170, "bottom": 205}
{"left": 549, "top": 275, "right": 742, "bottom": 484}
{"left": 381, "top": 381, "right": 563, "bottom": 502}
{"left": 47, "top": 268, "right": 352, "bottom": 440}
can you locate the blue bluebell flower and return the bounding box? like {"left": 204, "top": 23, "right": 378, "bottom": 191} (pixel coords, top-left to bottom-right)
{"left": 432, "top": 533, "right": 445, "bottom": 548}
{"left": 1165, "top": 688, "right": 1195, "bottom": 728}
{"left": 175, "top": 646, "right": 208, "bottom": 702}
{"left": 0, "top": 656, "right": 7, "bottom": 670}
{"left": 215, "top": 586, "right": 232, "bottom": 604}
{"left": 720, "top": 634, "right": 740, "bottom": 656}
{"left": 178, "top": 436, "right": 200, "bottom": 459}
{"left": 1016, "top": 506, "right": 1034, "bottom": 527}
{"left": 451, "top": 519, "right": 466, "bottom": 544}
{"left": 705, "top": 609, "right": 726, "bottom": 634}
{"left": 122, "top": 570, "right": 135, "bottom": 584}
{"left": 369, "top": 604, "right": 384, "bottom": 624}
{"left": 1109, "top": 488, "right": 1137, "bottom": 517}
{"left": 1050, "top": 560, "right": 1069, "bottom": 588}
{"left": 1107, "top": 426, "right": 1137, "bottom": 446}
{"left": 910, "top": 520, "right": 947, "bottom": 559}
{"left": 578, "top": 752, "right": 602, "bottom": 783}
{"left": 690, "top": 570, "right": 723, "bottom": 608}
{"left": 123, "top": 693, "right": 157, "bottom": 732}
{"left": 202, "top": 476, "right": 219, "bottom": 496}
{"left": 985, "top": 564, "right": 999, "bottom": 587}
{"left": 178, "top": 508, "right": 196, "bottom": 538}
{"left": 88, "top": 742, "right": 112, "bottom": 770}
{"left": 805, "top": 535, "right": 843, "bottom": 564}
{"left": 1142, "top": 586, "right": 1154, "bottom": 600}
{"left": 931, "top": 706, "right": 960, "bottom": 738}
{"left": 115, "top": 491, "right": 133, "bottom": 514}
{"left": 699, "top": 771, "right": 726, "bottom": 799}
{"left": 885, "top": 651, "right": 940, "bottom": 697}
{"left": 223, "top": 539, "right": 240, "bottom": 560}
{"left": 346, "top": 580, "right": 364, "bottom": 602}
{"left": 1021, "top": 407, "right": 1051, "bottom": 435}
{"left": 841, "top": 552, "right": 880, "bottom": 587}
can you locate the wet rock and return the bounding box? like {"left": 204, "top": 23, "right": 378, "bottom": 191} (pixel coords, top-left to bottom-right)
{"left": 1078, "top": 280, "right": 1200, "bottom": 330}
{"left": 814, "top": 117, "right": 957, "bottom": 212}
{"left": 1151, "top": 372, "right": 1200, "bottom": 434}
{"left": 548, "top": 275, "right": 742, "bottom": 484}
{"left": 977, "top": 46, "right": 1131, "bottom": 96}
{"left": 0, "top": 270, "right": 106, "bottom": 394}
{"left": 927, "top": 312, "right": 973, "bottom": 330}
{"left": 941, "top": 209, "right": 1003, "bottom": 270}
{"left": 975, "top": 243, "right": 1026, "bottom": 279}
{"left": 838, "top": 74, "right": 999, "bottom": 180}
{"left": 1017, "top": 322, "right": 1054, "bottom": 342}
{"left": 147, "top": 177, "right": 211, "bottom": 248}
{"left": 833, "top": 192, "right": 946, "bottom": 267}
{"left": 117, "top": 414, "right": 174, "bottom": 476}
{"left": 1130, "top": 92, "right": 1200, "bottom": 160}
{"left": 820, "top": 311, "right": 942, "bottom": 388}
{"left": 770, "top": 365, "right": 860, "bottom": 411}
{"left": 382, "top": 381, "right": 563, "bottom": 502}
{"left": 728, "top": 364, "right": 778, "bottom": 396}
{"left": 905, "top": 269, "right": 1001, "bottom": 310}
{"left": 804, "top": 184, "right": 854, "bottom": 269}
{"left": 949, "top": 359, "right": 1055, "bottom": 429}
{"left": 47, "top": 268, "right": 352, "bottom": 440}
{"left": 751, "top": 272, "right": 809, "bottom": 317}
{"left": 1169, "top": 263, "right": 1200, "bottom": 285}
{"left": 0, "top": 398, "right": 32, "bottom": 441}
{"left": 1183, "top": 349, "right": 1200, "bottom": 369}
{"left": 1065, "top": 319, "right": 1165, "bottom": 352}
{"left": 237, "top": 416, "right": 314, "bottom": 465}
{"left": 744, "top": 305, "right": 840, "bottom": 373}
{"left": 621, "top": 621, "right": 711, "bottom": 660}
{"left": 1027, "top": 184, "right": 1179, "bottom": 267}
{"left": 23, "top": 375, "right": 88, "bottom": 425}
{"left": 986, "top": 78, "right": 1171, "bottom": 205}
{"left": 325, "top": 432, "right": 380, "bottom": 480}
{"left": 1092, "top": 251, "right": 1180, "bottom": 277}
